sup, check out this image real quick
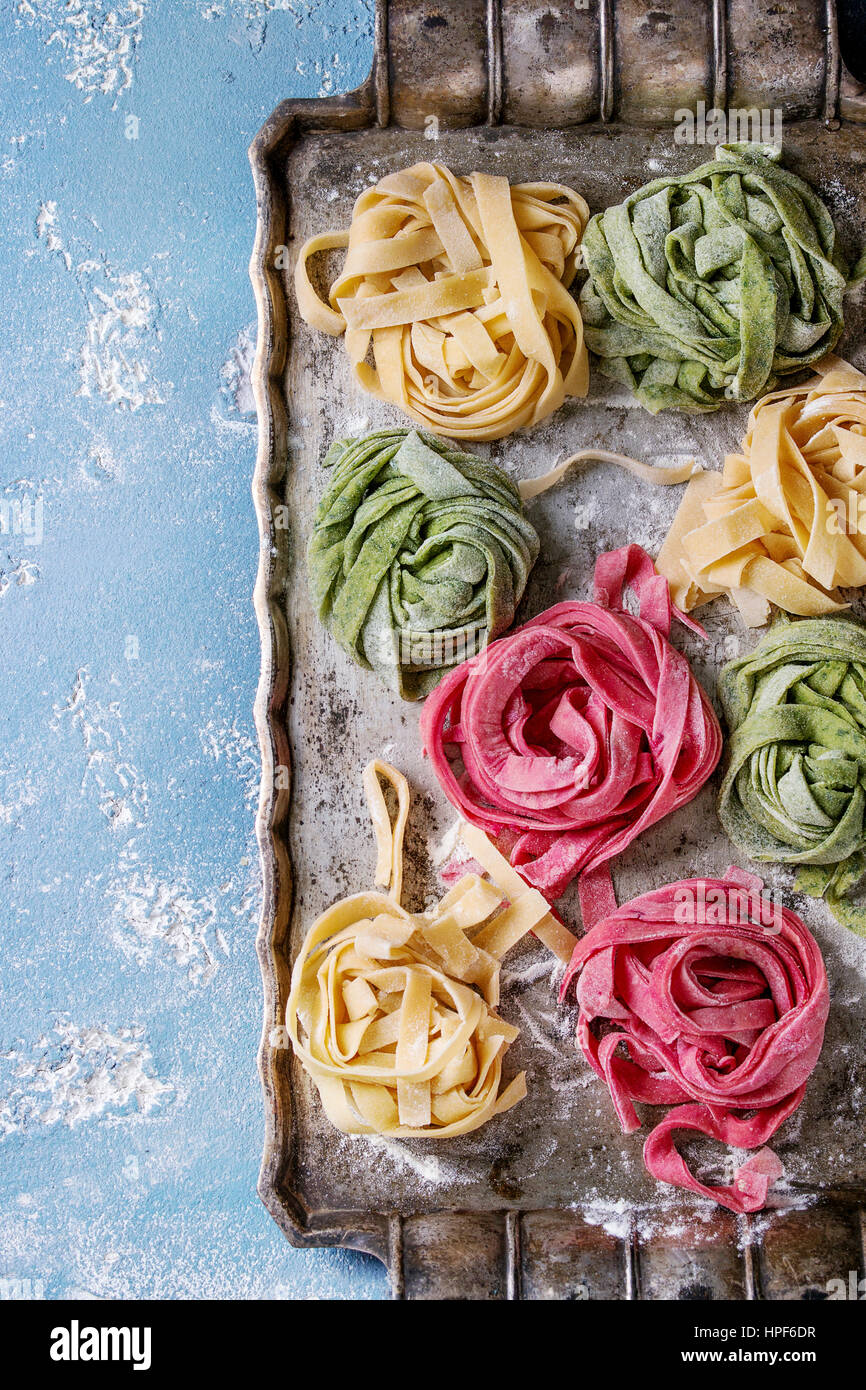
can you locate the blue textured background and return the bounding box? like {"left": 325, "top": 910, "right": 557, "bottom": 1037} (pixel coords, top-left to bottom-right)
{"left": 0, "top": 0, "right": 386, "bottom": 1300}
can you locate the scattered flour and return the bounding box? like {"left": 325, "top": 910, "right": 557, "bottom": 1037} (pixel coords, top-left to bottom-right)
{"left": 0, "top": 770, "right": 38, "bottom": 827}
{"left": 0, "top": 558, "right": 41, "bottom": 595}
{"left": 35, "top": 202, "right": 164, "bottom": 410}
{"left": 77, "top": 261, "right": 163, "bottom": 409}
{"left": 35, "top": 200, "right": 70, "bottom": 268}
{"left": 108, "top": 868, "right": 225, "bottom": 985}
{"left": 219, "top": 323, "right": 257, "bottom": 417}
{"left": 103, "top": 842, "right": 259, "bottom": 986}
{"left": 17, "top": 0, "right": 149, "bottom": 107}
{"left": 200, "top": 1, "right": 357, "bottom": 93}
{"left": 0, "top": 1018, "right": 172, "bottom": 1138}
{"left": 343, "top": 1133, "right": 466, "bottom": 1188}
{"left": 53, "top": 669, "right": 148, "bottom": 831}
{"left": 78, "top": 440, "right": 123, "bottom": 486}
{"left": 426, "top": 818, "right": 464, "bottom": 869}
{"left": 199, "top": 716, "right": 259, "bottom": 808}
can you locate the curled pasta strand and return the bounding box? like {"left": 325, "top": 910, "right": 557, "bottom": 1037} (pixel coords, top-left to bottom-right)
{"left": 518, "top": 448, "right": 697, "bottom": 502}
{"left": 362, "top": 759, "right": 410, "bottom": 902}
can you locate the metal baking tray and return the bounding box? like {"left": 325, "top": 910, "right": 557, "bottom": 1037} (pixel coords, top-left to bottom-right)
{"left": 249, "top": 0, "right": 866, "bottom": 1298}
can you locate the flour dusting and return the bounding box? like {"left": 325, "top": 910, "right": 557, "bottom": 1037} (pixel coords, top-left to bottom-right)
{"left": 53, "top": 669, "right": 148, "bottom": 830}
{"left": 18, "top": 0, "right": 149, "bottom": 106}
{"left": 77, "top": 261, "right": 163, "bottom": 410}
{"left": 0, "top": 558, "right": 41, "bottom": 596}
{"left": 344, "top": 1133, "right": 466, "bottom": 1188}
{"left": 200, "top": 716, "right": 259, "bottom": 808}
{"left": 0, "top": 1018, "right": 172, "bottom": 1138}
{"left": 35, "top": 200, "right": 70, "bottom": 268}
{"left": 200, "top": 0, "right": 358, "bottom": 94}
{"left": 219, "top": 323, "right": 257, "bottom": 417}
{"left": 36, "top": 202, "right": 165, "bottom": 410}
{"left": 108, "top": 869, "right": 225, "bottom": 984}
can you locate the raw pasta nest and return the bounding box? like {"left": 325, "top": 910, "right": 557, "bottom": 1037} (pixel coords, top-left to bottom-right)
{"left": 580, "top": 142, "right": 853, "bottom": 413}
{"left": 308, "top": 428, "right": 539, "bottom": 700}
{"left": 657, "top": 357, "right": 866, "bottom": 625}
{"left": 561, "top": 872, "right": 829, "bottom": 1212}
{"left": 285, "top": 762, "right": 576, "bottom": 1138}
{"left": 420, "top": 545, "right": 722, "bottom": 903}
{"left": 294, "top": 161, "right": 590, "bottom": 440}
{"left": 718, "top": 615, "right": 866, "bottom": 935}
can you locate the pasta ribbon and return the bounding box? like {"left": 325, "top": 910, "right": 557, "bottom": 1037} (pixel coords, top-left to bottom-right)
{"left": 561, "top": 872, "right": 829, "bottom": 1213}
{"left": 718, "top": 615, "right": 866, "bottom": 935}
{"left": 580, "top": 142, "right": 856, "bottom": 413}
{"left": 657, "top": 357, "right": 866, "bottom": 624}
{"left": 295, "top": 162, "right": 590, "bottom": 441}
{"left": 286, "top": 761, "right": 576, "bottom": 1138}
{"left": 308, "top": 428, "right": 539, "bottom": 699}
{"left": 420, "top": 545, "right": 722, "bottom": 910}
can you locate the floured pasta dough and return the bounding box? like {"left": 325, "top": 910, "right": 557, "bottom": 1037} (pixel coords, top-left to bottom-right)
{"left": 561, "top": 870, "right": 829, "bottom": 1213}
{"left": 308, "top": 428, "right": 539, "bottom": 699}
{"left": 718, "top": 615, "right": 866, "bottom": 935}
{"left": 295, "top": 162, "right": 590, "bottom": 441}
{"left": 657, "top": 357, "right": 866, "bottom": 624}
{"left": 580, "top": 143, "right": 857, "bottom": 413}
{"left": 286, "top": 761, "right": 576, "bottom": 1138}
{"left": 421, "top": 545, "right": 722, "bottom": 910}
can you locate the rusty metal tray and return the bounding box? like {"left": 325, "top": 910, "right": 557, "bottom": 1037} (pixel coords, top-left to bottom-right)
{"left": 249, "top": 0, "right": 866, "bottom": 1298}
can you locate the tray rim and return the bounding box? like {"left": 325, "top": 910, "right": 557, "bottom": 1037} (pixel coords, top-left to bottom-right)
{"left": 247, "top": 3, "right": 866, "bottom": 1289}
{"left": 249, "top": 45, "right": 396, "bottom": 1262}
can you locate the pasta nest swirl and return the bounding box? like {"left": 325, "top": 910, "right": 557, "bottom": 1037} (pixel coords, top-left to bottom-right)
{"left": 295, "top": 161, "right": 590, "bottom": 440}
{"left": 285, "top": 762, "right": 576, "bottom": 1139}
{"left": 560, "top": 873, "right": 829, "bottom": 1212}
{"left": 718, "top": 616, "right": 866, "bottom": 930}
{"left": 421, "top": 545, "right": 722, "bottom": 901}
{"left": 580, "top": 142, "right": 853, "bottom": 413}
{"left": 286, "top": 889, "right": 527, "bottom": 1138}
{"left": 308, "top": 428, "right": 539, "bottom": 699}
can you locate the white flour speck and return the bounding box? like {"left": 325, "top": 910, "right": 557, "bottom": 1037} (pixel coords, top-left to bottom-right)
{"left": 108, "top": 869, "right": 223, "bottom": 984}
{"left": 0, "top": 1017, "right": 172, "bottom": 1138}
{"left": 53, "top": 669, "right": 148, "bottom": 830}
{"left": 219, "top": 322, "right": 257, "bottom": 417}
{"left": 17, "top": 0, "right": 149, "bottom": 108}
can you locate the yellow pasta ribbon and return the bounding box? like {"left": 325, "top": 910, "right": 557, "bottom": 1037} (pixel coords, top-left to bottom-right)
{"left": 294, "top": 162, "right": 590, "bottom": 442}
{"left": 285, "top": 761, "right": 576, "bottom": 1138}
{"left": 656, "top": 358, "right": 866, "bottom": 625}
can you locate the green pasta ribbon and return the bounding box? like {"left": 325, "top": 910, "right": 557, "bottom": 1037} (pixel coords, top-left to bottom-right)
{"left": 308, "top": 428, "right": 539, "bottom": 700}
{"left": 718, "top": 615, "right": 866, "bottom": 935}
{"left": 580, "top": 142, "right": 857, "bottom": 414}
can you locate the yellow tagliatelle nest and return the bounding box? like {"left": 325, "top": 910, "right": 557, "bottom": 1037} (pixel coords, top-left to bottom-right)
{"left": 294, "top": 162, "right": 590, "bottom": 441}
{"left": 657, "top": 357, "right": 866, "bottom": 626}
{"left": 285, "top": 761, "right": 575, "bottom": 1138}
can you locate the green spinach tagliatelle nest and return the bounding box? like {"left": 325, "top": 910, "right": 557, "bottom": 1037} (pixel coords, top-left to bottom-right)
{"left": 718, "top": 616, "right": 866, "bottom": 936}
{"left": 579, "top": 142, "right": 863, "bottom": 413}
{"left": 308, "top": 428, "right": 539, "bottom": 700}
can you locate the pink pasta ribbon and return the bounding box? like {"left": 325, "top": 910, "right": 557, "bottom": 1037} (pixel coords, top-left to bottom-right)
{"left": 420, "top": 545, "right": 722, "bottom": 908}
{"left": 560, "top": 872, "right": 829, "bottom": 1213}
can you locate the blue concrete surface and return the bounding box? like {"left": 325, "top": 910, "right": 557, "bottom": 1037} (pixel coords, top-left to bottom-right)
{"left": 0, "top": 0, "right": 387, "bottom": 1300}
